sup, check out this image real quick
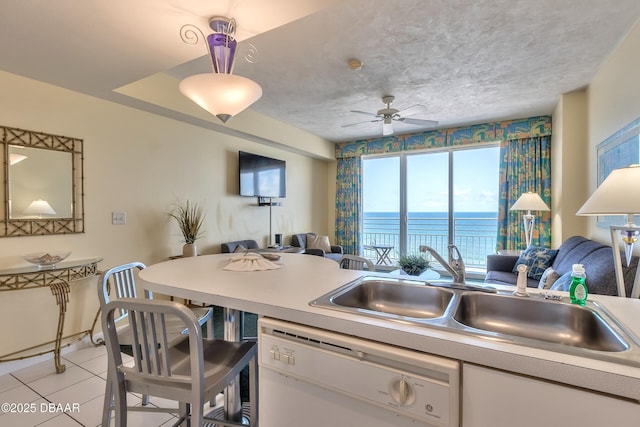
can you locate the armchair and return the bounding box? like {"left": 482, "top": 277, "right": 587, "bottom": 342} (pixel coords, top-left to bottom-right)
{"left": 292, "top": 232, "right": 343, "bottom": 262}
{"left": 221, "top": 239, "right": 260, "bottom": 253}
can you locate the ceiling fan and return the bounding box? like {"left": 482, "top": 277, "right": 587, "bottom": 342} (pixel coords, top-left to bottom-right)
{"left": 342, "top": 95, "right": 439, "bottom": 136}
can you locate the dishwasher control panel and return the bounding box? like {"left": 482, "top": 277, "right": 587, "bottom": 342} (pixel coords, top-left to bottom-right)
{"left": 260, "top": 318, "right": 460, "bottom": 427}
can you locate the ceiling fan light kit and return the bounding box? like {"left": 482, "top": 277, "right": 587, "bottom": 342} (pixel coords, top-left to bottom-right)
{"left": 342, "top": 95, "right": 439, "bottom": 136}
{"left": 179, "top": 17, "right": 262, "bottom": 123}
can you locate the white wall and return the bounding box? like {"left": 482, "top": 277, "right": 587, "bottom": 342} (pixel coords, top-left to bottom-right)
{"left": 0, "top": 70, "right": 333, "bottom": 356}
{"left": 551, "top": 89, "right": 589, "bottom": 247}
{"left": 587, "top": 19, "right": 640, "bottom": 243}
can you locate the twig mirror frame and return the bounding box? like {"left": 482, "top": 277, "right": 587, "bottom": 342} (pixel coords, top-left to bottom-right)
{"left": 1, "top": 126, "right": 84, "bottom": 237}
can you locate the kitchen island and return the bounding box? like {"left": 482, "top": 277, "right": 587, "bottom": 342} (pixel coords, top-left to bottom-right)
{"left": 139, "top": 253, "right": 640, "bottom": 425}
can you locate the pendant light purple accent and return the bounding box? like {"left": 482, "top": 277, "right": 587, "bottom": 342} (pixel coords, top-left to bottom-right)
{"left": 207, "top": 32, "right": 237, "bottom": 74}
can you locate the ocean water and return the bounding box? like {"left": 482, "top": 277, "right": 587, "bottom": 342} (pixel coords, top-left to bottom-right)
{"left": 363, "top": 212, "right": 498, "bottom": 266}
{"left": 364, "top": 212, "right": 498, "bottom": 234}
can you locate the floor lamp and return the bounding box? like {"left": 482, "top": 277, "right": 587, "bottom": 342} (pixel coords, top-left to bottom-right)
{"left": 510, "top": 192, "right": 550, "bottom": 248}
{"left": 577, "top": 165, "right": 640, "bottom": 298}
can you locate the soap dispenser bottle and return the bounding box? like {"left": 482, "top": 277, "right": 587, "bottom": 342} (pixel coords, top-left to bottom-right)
{"left": 569, "top": 263, "right": 588, "bottom": 306}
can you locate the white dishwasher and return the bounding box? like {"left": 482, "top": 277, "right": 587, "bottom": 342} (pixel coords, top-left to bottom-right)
{"left": 259, "top": 318, "right": 460, "bottom": 427}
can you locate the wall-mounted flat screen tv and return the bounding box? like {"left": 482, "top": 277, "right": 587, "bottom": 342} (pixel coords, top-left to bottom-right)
{"left": 239, "top": 151, "right": 286, "bottom": 198}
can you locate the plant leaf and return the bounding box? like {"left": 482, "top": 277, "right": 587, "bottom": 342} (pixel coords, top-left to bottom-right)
{"left": 169, "top": 200, "right": 205, "bottom": 244}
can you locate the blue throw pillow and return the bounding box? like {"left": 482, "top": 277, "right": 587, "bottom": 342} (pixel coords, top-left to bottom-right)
{"left": 512, "top": 246, "right": 559, "bottom": 280}
{"left": 550, "top": 271, "right": 573, "bottom": 291}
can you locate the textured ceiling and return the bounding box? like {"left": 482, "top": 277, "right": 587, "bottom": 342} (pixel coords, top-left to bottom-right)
{"left": 1, "top": 0, "right": 640, "bottom": 144}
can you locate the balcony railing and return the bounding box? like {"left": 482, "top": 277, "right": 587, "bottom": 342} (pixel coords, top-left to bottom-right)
{"left": 362, "top": 215, "right": 498, "bottom": 269}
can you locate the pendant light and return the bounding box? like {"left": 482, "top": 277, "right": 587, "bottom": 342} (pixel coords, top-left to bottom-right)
{"left": 179, "top": 17, "right": 262, "bottom": 123}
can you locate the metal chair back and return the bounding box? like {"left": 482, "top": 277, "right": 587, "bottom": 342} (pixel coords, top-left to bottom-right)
{"left": 97, "top": 261, "right": 214, "bottom": 413}
{"left": 101, "top": 298, "right": 257, "bottom": 426}
{"left": 339, "top": 254, "right": 375, "bottom": 271}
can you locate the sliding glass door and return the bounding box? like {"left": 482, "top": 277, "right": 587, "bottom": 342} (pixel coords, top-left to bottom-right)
{"left": 406, "top": 151, "right": 450, "bottom": 256}
{"left": 451, "top": 147, "right": 500, "bottom": 266}
{"left": 362, "top": 145, "right": 499, "bottom": 269}
{"left": 362, "top": 157, "right": 400, "bottom": 260}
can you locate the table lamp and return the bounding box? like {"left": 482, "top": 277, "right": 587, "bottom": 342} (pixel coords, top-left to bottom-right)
{"left": 23, "top": 199, "right": 56, "bottom": 218}
{"left": 510, "top": 192, "right": 550, "bottom": 248}
{"left": 577, "top": 165, "right": 640, "bottom": 297}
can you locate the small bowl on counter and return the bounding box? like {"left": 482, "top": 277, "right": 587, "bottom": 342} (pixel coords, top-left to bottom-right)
{"left": 23, "top": 251, "right": 71, "bottom": 268}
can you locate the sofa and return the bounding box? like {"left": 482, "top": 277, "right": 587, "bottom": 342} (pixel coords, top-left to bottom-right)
{"left": 291, "top": 232, "right": 343, "bottom": 262}
{"left": 220, "top": 239, "right": 260, "bottom": 253}
{"left": 485, "top": 235, "right": 639, "bottom": 296}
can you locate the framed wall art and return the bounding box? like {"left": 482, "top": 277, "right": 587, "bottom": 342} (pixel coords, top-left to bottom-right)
{"left": 595, "top": 117, "right": 640, "bottom": 227}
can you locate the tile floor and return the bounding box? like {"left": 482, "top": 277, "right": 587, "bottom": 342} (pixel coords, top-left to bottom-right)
{"left": 0, "top": 344, "right": 218, "bottom": 426}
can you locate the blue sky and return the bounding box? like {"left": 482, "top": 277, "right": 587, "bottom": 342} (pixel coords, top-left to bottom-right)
{"left": 363, "top": 146, "right": 500, "bottom": 213}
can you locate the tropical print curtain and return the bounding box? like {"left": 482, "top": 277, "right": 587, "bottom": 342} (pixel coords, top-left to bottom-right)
{"left": 335, "top": 156, "right": 362, "bottom": 255}
{"left": 334, "top": 115, "right": 552, "bottom": 255}
{"left": 496, "top": 136, "right": 552, "bottom": 250}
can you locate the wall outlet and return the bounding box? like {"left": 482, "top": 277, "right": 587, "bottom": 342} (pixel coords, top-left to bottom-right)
{"left": 112, "top": 211, "right": 126, "bottom": 225}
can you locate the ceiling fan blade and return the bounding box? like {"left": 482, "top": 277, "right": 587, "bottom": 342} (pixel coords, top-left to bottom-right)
{"left": 395, "top": 104, "right": 427, "bottom": 118}
{"left": 382, "top": 122, "right": 394, "bottom": 136}
{"left": 349, "top": 110, "right": 379, "bottom": 117}
{"left": 341, "top": 118, "right": 382, "bottom": 128}
{"left": 401, "top": 117, "right": 439, "bottom": 127}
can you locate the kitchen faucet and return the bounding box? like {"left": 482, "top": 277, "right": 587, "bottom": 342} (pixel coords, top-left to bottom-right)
{"left": 419, "top": 245, "right": 466, "bottom": 284}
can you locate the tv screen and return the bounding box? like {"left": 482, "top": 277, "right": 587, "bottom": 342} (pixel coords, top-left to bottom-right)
{"left": 239, "top": 151, "right": 286, "bottom": 198}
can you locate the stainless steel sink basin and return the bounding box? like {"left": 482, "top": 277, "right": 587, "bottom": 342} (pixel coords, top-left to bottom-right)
{"left": 311, "top": 278, "right": 454, "bottom": 319}
{"left": 453, "top": 292, "right": 629, "bottom": 352}
{"left": 311, "top": 275, "right": 640, "bottom": 366}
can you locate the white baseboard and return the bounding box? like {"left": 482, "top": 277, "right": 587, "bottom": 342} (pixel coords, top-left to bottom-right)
{"left": 0, "top": 333, "right": 103, "bottom": 376}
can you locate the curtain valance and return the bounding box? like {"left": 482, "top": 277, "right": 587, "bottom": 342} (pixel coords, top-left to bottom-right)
{"left": 335, "top": 115, "right": 551, "bottom": 159}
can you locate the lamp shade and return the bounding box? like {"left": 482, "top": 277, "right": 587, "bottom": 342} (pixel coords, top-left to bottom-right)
{"left": 179, "top": 72, "right": 262, "bottom": 124}
{"left": 24, "top": 199, "right": 56, "bottom": 216}
{"left": 510, "top": 192, "right": 550, "bottom": 211}
{"left": 9, "top": 153, "right": 27, "bottom": 165}
{"left": 577, "top": 165, "right": 640, "bottom": 216}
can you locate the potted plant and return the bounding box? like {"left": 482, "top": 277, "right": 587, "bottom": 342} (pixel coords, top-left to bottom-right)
{"left": 398, "top": 254, "right": 432, "bottom": 276}
{"left": 168, "top": 200, "right": 205, "bottom": 257}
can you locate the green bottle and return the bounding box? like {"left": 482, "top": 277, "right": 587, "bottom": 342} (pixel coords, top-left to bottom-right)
{"left": 569, "top": 263, "right": 588, "bottom": 306}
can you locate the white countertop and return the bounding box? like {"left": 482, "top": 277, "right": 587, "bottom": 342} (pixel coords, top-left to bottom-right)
{"left": 139, "top": 253, "right": 640, "bottom": 402}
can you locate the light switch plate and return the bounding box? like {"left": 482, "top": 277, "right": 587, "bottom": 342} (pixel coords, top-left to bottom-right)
{"left": 112, "top": 211, "right": 126, "bottom": 225}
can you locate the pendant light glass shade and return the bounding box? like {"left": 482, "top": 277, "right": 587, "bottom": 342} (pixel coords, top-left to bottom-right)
{"left": 179, "top": 17, "right": 262, "bottom": 123}
{"left": 179, "top": 73, "right": 262, "bottom": 123}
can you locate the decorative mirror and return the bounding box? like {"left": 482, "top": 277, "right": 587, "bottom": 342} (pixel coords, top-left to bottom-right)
{"left": 1, "top": 126, "right": 84, "bottom": 237}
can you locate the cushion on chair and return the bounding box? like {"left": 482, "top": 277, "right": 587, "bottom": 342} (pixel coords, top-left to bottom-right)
{"left": 550, "top": 271, "right": 573, "bottom": 291}
{"left": 291, "top": 233, "right": 310, "bottom": 249}
{"left": 221, "top": 240, "right": 259, "bottom": 253}
{"left": 485, "top": 270, "right": 539, "bottom": 287}
{"left": 324, "top": 252, "right": 344, "bottom": 262}
{"left": 306, "top": 234, "right": 331, "bottom": 252}
{"left": 512, "top": 246, "right": 559, "bottom": 280}
{"left": 551, "top": 236, "right": 638, "bottom": 296}
{"left": 538, "top": 267, "right": 560, "bottom": 289}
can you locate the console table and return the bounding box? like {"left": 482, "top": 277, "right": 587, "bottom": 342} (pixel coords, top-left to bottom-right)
{"left": 0, "top": 257, "right": 102, "bottom": 373}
